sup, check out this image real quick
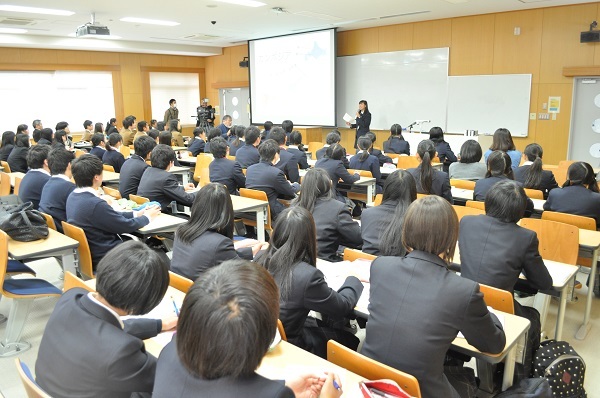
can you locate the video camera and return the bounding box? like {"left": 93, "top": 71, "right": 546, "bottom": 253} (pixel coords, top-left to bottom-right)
{"left": 195, "top": 99, "right": 215, "bottom": 128}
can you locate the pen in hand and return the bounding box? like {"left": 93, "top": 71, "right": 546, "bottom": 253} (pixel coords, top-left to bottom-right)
{"left": 171, "top": 296, "right": 180, "bottom": 316}
{"left": 333, "top": 379, "right": 341, "bottom": 391}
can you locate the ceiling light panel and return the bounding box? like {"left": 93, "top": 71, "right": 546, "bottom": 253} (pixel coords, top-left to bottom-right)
{"left": 0, "top": 5, "right": 74, "bottom": 16}
{"left": 0, "top": 27, "right": 26, "bottom": 33}
{"left": 120, "top": 17, "right": 179, "bottom": 26}
{"left": 214, "top": 0, "right": 266, "bottom": 7}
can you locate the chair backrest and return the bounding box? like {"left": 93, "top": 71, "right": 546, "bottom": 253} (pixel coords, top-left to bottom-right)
{"left": 39, "top": 212, "right": 57, "bottom": 231}
{"left": 307, "top": 142, "right": 323, "bottom": 159}
{"left": 61, "top": 221, "right": 94, "bottom": 279}
{"left": 277, "top": 319, "right": 287, "bottom": 341}
{"left": 13, "top": 176, "right": 22, "bottom": 195}
{"left": 465, "top": 200, "right": 485, "bottom": 211}
{"left": 193, "top": 154, "right": 212, "bottom": 185}
{"left": 347, "top": 169, "right": 373, "bottom": 178}
{"left": 553, "top": 168, "right": 568, "bottom": 186}
{"left": 396, "top": 156, "right": 420, "bottom": 170}
{"left": 479, "top": 283, "right": 514, "bottom": 314}
{"left": 452, "top": 205, "right": 484, "bottom": 221}
{"left": 15, "top": 358, "right": 51, "bottom": 398}
{"left": 327, "top": 340, "right": 422, "bottom": 398}
{"left": 1, "top": 160, "right": 11, "bottom": 173}
{"left": 239, "top": 188, "right": 272, "bottom": 231}
{"left": 374, "top": 193, "right": 383, "bottom": 206}
{"left": 0, "top": 171, "right": 10, "bottom": 196}
{"left": 520, "top": 218, "right": 579, "bottom": 265}
{"left": 416, "top": 193, "right": 428, "bottom": 199}
{"left": 343, "top": 248, "right": 376, "bottom": 262}
{"left": 102, "top": 164, "right": 115, "bottom": 172}
{"left": 74, "top": 149, "right": 85, "bottom": 158}
{"left": 169, "top": 271, "right": 193, "bottom": 293}
{"left": 0, "top": 230, "right": 9, "bottom": 289}
{"left": 450, "top": 179, "right": 476, "bottom": 190}
{"left": 524, "top": 188, "right": 544, "bottom": 200}
{"left": 541, "top": 211, "right": 596, "bottom": 231}
{"left": 63, "top": 271, "right": 94, "bottom": 292}
{"left": 119, "top": 145, "right": 131, "bottom": 158}
{"left": 102, "top": 186, "right": 122, "bottom": 200}
{"left": 226, "top": 155, "right": 236, "bottom": 161}
{"left": 129, "top": 194, "right": 149, "bottom": 206}
{"left": 558, "top": 160, "right": 575, "bottom": 169}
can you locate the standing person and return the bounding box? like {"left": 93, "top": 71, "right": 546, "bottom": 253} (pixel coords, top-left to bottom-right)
{"left": 484, "top": 128, "right": 521, "bottom": 169}
{"left": 513, "top": 143, "right": 558, "bottom": 199}
{"left": 383, "top": 124, "right": 410, "bottom": 155}
{"left": 407, "top": 140, "right": 453, "bottom": 203}
{"left": 164, "top": 98, "right": 179, "bottom": 125}
{"left": 429, "top": 126, "right": 457, "bottom": 173}
{"left": 346, "top": 100, "right": 371, "bottom": 148}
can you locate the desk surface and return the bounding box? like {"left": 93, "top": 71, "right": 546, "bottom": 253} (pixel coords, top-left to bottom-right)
{"left": 578, "top": 228, "right": 600, "bottom": 250}
{"left": 451, "top": 187, "right": 545, "bottom": 211}
{"left": 139, "top": 213, "right": 187, "bottom": 234}
{"left": 102, "top": 170, "right": 120, "bottom": 183}
{"left": 172, "top": 146, "right": 188, "bottom": 151}
{"left": 8, "top": 229, "right": 78, "bottom": 259}
{"left": 8, "top": 171, "right": 26, "bottom": 187}
{"left": 169, "top": 166, "right": 190, "bottom": 174}
{"left": 231, "top": 194, "right": 268, "bottom": 211}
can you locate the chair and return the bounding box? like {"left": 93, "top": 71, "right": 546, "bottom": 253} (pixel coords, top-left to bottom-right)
{"left": 520, "top": 218, "right": 579, "bottom": 265}
{"left": 450, "top": 179, "right": 476, "bottom": 190}
{"left": 74, "top": 149, "right": 85, "bottom": 158}
{"left": 1, "top": 160, "right": 11, "bottom": 173}
{"left": 193, "top": 154, "right": 213, "bottom": 186}
{"left": 15, "top": 358, "right": 52, "bottom": 398}
{"left": 102, "top": 164, "right": 115, "bottom": 172}
{"left": 465, "top": 200, "right": 485, "bottom": 211}
{"left": 277, "top": 319, "right": 287, "bottom": 341}
{"left": 63, "top": 271, "right": 94, "bottom": 292}
{"left": 524, "top": 188, "right": 544, "bottom": 200}
{"left": 0, "top": 230, "right": 62, "bottom": 357}
{"left": 479, "top": 283, "right": 514, "bottom": 314}
{"left": 373, "top": 193, "right": 383, "bottom": 206}
{"left": 61, "top": 221, "right": 94, "bottom": 280}
{"left": 239, "top": 188, "right": 273, "bottom": 234}
{"left": 0, "top": 172, "right": 10, "bottom": 196}
{"left": 38, "top": 212, "right": 57, "bottom": 231}
{"left": 226, "top": 155, "right": 236, "bottom": 161}
{"left": 129, "top": 194, "right": 149, "bottom": 206}
{"left": 307, "top": 142, "right": 323, "bottom": 159}
{"left": 347, "top": 169, "right": 373, "bottom": 203}
{"left": 343, "top": 248, "right": 376, "bottom": 262}
{"left": 452, "top": 204, "right": 484, "bottom": 221}
{"left": 327, "top": 340, "right": 422, "bottom": 398}
{"left": 13, "top": 176, "right": 22, "bottom": 195}
{"left": 102, "top": 186, "right": 122, "bottom": 200}
{"left": 542, "top": 211, "right": 596, "bottom": 267}
{"left": 396, "top": 156, "right": 419, "bottom": 169}
{"left": 416, "top": 193, "right": 428, "bottom": 199}
{"left": 169, "top": 271, "right": 193, "bottom": 293}
{"left": 119, "top": 145, "right": 131, "bottom": 158}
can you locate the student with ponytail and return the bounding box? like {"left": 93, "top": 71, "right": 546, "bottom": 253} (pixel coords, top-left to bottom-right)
{"left": 102, "top": 132, "right": 126, "bottom": 172}
{"left": 407, "top": 140, "right": 452, "bottom": 203}
{"left": 383, "top": 124, "right": 410, "bottom": 155}
{"left": 349, "top": 136, "right": 383, "bottom": 193}
{"left": 513, "top": 143, "right": 558, "bottom": 199}
{"left": 315, "top": 143, "right": 360, "bottom": 202}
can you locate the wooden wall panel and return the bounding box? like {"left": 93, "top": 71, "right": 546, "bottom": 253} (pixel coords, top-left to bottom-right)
{"left": 337, "top": 28, "right": 379, "bottom": 56}
{"left": 412, "top": 19, "right": 452, "bottom": 50}
{"left": 379, "top": 24, "right": 414, "bottom": 53}
{"left": 229, "top": 45, "right": 250, "bottom": 82}
{"left": 450, "top": 14, "right": 495, "bottom": 76}
{"left": 19, "top": 48, "right": 56, "bottom": 64}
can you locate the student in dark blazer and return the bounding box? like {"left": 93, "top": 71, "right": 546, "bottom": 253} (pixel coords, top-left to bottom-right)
{"left": 429, "top": 126, "right": 457, "bottom": 173}
{"left": 0, "top": 130, "right": 15, "bottom": 162}
{"left": 246, "top": 140, "right": 300, "bottom": 220}
{"left": 102, "top": 133, "right": 126, "bottom": 172}
{"left": 365, "top": 132, "right": 392, "bottom": 166}
{"left": 361, "top": 196, "right": 506, "bottom": 398}
{"left": 407, "top": 140, "right": 453, "bottom": 203}
{"left": 208, "top": 137, "right": 246, "bottom": 195}
{"left": 269, "top": 127, "right": 300, "bottom": 183}
{"left": 119, "top": 136, "right": 156, "bottom": 199}
{"left": 346, "top": 100, "right": 371, "bottom": 148}
{"left": 36, "top": 242, "right": 176, "bottom": 398}
{"left": 315, "top": 144, "right": 360, "bottom": 203}
{"left": 7, "top": 133, "right": 30, "bottom": 173}
{"left": 361, "top": 170, "right": 416, "bottom": 255}
{"left": 544, "top": 161, "right": 600, "bottom": 227}
{"left": 18, "top": 145, "right": 51, "bottom": 209}
{"left": 137, "top": 145, "right": 197, "bottom": 213}
{"left": 187, "top": 127, "right": 206, "bottom": 156}
{"left": 170, "top": 184, "right": 264, "bottom": 281}
{"left": 37, "top": 128, "right": 53, "bottom": 146}
{"left": 154, "top": 259, "right": 337, "bottom": 398}
{"left": 349, "top": 136, "right": 383, "bottom": 193}
{"left": 228, "top": 125, "right": 246, "bottom": 156}
{"left": 316, "top": 131, "right": 350, "bottom": 168}
{"left": 89, "top": 133, "right": 106, "bottom": 160}
{"left": 203, "top": 127, "right": 222, "bottom": 154}
{"left": 513, "top": 143, "right": 558, "bottom": 199}
{"left": 235, "top": 126, "right": 261, "bottom": 168}
{"left": 39, "top": 148, "right": 75, "bottom": 232}
{"left": 255, "top": 207, "right": 363, "bottom": 358}
{"left": 293, "top": 169, "right": 361, "bottom": 261}
{"left": 459, "top": 180, "right": 552, "bottom": 378}
{"left": 287, "top": 131, "right": 310, "bottom": 169}
{"left": 66, "top": 155, "right": 160, "bottom": 265}
{"left": 383, "top": 124, "right": 410, "bottom": 155}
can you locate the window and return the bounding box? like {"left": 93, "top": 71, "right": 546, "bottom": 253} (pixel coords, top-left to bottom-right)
{"left": 149, "top": 72, "right": 201, "bottom": 126}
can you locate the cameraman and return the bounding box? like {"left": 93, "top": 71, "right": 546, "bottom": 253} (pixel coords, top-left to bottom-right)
{"left": 196, "top": 99, "right": 215, "bottom": 128}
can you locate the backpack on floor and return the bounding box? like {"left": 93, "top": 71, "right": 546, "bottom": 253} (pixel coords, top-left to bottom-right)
{"left": 533, "top": 340, "right": 586, "bottom": 398}
{"left": 494, "top": 378, "right": 552, "bottom": 398}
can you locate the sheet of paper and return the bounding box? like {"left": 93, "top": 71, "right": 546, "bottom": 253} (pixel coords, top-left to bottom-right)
{"left": 343, "top": 113, "right": 355, "bottom": 124}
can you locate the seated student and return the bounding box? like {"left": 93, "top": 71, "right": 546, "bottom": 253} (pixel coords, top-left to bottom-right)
{"left": 37, "top": 128, "right": 53, "bottom": 146}
{"left": 218, "top": 115, "right": 233, "bottom": 139}
{"left": 66, "top": 154, "right": 159, "bottom": 265}
{"left": 36, "top": 241, "right": 176, "bottom": 398}
{"left": 94, "top": 122, "right": 104, "bottom": 135}
{"left": 119, "top": 136, "right": 156, "bottom": 199}
{"left": 235, "top": 126, "right": 262, "bottom": 168}
{"left": 52, "top": 130, "right": 69, "bottom": 150}
{"left": 209, "top": 137, "right": 245, "bottom": 195}
{"left": 119, "top": 117, "right": 135, "bottom": 146}
{"left": 89, "top": 133, "right": 106, "bottom": 160}
{"left": 293, "top": 168, "right": 361, "bottom": 261}
{"left": 170, "top": 184, "right": 263, "bottom": 280}
{"left": 228, "top": 125, "right": 246, "bottom": 156}
{"left": 429, "top": 126, "right": 457, "bottom": 173}
{"left": 484, "top": 128, "right": 522, "bottom": 169}
{"left": 148, "top": 129, "right": 160, "bottom": 143}
{"left": 39, "top": 148, "right": 75, "bottom": 231}
{"left": 365, "top": 132, "right": 392, "bottom": 166}
{"left": 102, "top": 133, "right": 126, "bottom": 172}
{"left": 349, "top": 136, "right": 383, "bottom": 194}
{"left": 315, "top": 143, "right": 360, "bottom": 203}
{"left": 269, "top": 127, "right": 300, "bottom": 183}
{"left": 7, "top": 133, "right": 30, "bottom": 173}
{"left": 361, "top": 170, "right": 416, "bottom": 255}
{"left": 513, "top": 143, "right": 558, "bottom": 199}
{"left": 169, "top": 119, "right": 185, "bottom": 146}
{"left": 361, "top": 196, "right": 506, "bottom": 398}
{"left": 156, "top": 121, "right": 166, "bottom": 132}
{"left": 383, "top": 124, "right": 410, "bottom": 155}
{"left": 316, "top": 131, "right": 350, "bottom": 168}
{"left": 281, "top": 119, "right": 294, "bottom": 141}
{"left": 154, "top": 259, "right": 339, "bottom": 398}
{"left": 187, "top": 127, "right": 206, "bottom": 156}
{"left": 0, "top": 130, "right": 15, "bottom": 162}
{"left": 287, "top": 131, "right": 310, "bottom": 169}
{"left": 262, "top": 120, "right": 273, "bottom": 140}
{"left": 407, "top": 140, "right": 453, "bottom": 203}
{"left": 133, "top": 120, "right": 150, "bottom": 143}
{"left": 105, "top": 118, "right": 118, "bottom": 135}
{"left": 82, "top": 120, "right": 94, "bottom": 142}
{"left": 17, "top": 124, "right": 29, "bottom": 136}
{"left": 19, "top": 145, "right": 51, "bottom": 209}
{"left": 203, "top": 127, "right": 222, "bottom": 154}
{"left": 544, "top": 161, "right": 600, "bottom": 227}
{"left": 255, "top": 207, "right": 363, "bottom": 358}
{"left": 459, "top": 180, "right": 552, "bottom": 379}
{"left": 137, "top": 144, "right": 196, "bottom": 213}
{"left": 448, "top": 139, "right": 487, "bottom": 181}
{"left": 246, "top": 139, "right": 300, "bottom": 220}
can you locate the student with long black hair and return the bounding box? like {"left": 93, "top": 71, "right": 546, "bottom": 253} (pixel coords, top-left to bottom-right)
{"left": 228, "top": 125, "right": 245, "bottom": 156}
{"left": 365, "top": 132, "right": 392, "bottom": 166}
{"left": 484, "top": 128, "right": 521, "bottom": 169}
{"left": 52, "top": 130, "right": 69, "bottom": 150}
{"left": 346, "top": 99, "right": 371, "bottom": 148}
{"left": 448, "top": 140, "right": 487, "bottom": 181}
{"left": 102, "top": 132, "right": 126, "bottom": 172}
{"left": 105, "top": 118, "right": 118, "bottom": 135}
{"left": 513, "top": 143, "right": 558, "bottom": 199}
{"left": 407, "top": 140, "right": 452, "bottom": 203}
{"left": 360, "top": 170, "right": 417, "bottom": 255}
{"left": 0, "top": 130, "right": 15, "bottom": 162}
{"left": 287, "top": 131, "right": 309, "bottom": 169}
{"left": 315, "top": 143, "right": 360, "bottom": 202}
{"left": 7, "top": 133, "right": 29, "bottom": 173}
{"left": 383, "top": 124, "right": 409, "bottom": 155}
{"left": 169, "top": 119, "right": 184, "bottom": 147}
{"left": 349, "top": 136, "right": 383, "bottom": 193}
{"left": 429, "top": 127, "right": 457, "bottom": 173}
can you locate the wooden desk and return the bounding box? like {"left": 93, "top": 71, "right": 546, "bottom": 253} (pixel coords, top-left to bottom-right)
{"left": 138, "top": 213, "right": 187, "bottom": 236}
{"left": 102, "top": 170, "right": 120, "bottom": 183}
{"left": 231, "top": 195, "right": 269, "bottom": 242}
{"left": 575, "top": 228, "right": 600, "bottom": 340}
{"left": 450, "top": 187, "right": 545, "bottom": 212}
{"left": 7, "top": 172, "right": 25, "bottom": 187}
{"left": 8, "top": 229, "right": 79, "bottom": 275}
{"left": 177, "top": 156, "right": 197, "bottom": 166}
{"left": 171, "top": 146, "right": 188, "bottom": 151}
{"left": 169, "top": 165, "right": 191, "bottom": 185}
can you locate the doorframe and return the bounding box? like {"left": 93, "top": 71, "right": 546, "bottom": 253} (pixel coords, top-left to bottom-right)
{"left": 568, "top": 76, "right": 600, "bottom": 161}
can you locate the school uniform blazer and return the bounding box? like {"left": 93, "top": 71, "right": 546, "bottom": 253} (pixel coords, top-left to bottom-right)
{"left": 287, "top": 146, "right": 310, "bottom": 169}
{"left": 275, "top": 147, "right": 300, "bottom": 183}
{"left": 170, "top": 230, "right": 253, "bottom": 281}
{"left": 544, "top": 185, "right": 600, "bottom": 227}
{"left": 314, "top": 158, "right": 360, "bottom": 199}
{"left": 383, "top": 137, "right": 410, "bottom": 155}
{"left": 276, "top": 261, "right": 363, "bottom": 353}
{"left": 209, "top": 157, "right": 246, "bottom": 195}
{"left": 246, "top": 161, "right": 300, "bottom": 219}
{"left": 484, "top": 149, "right": 522, "bottom": 169}
{"left": 171, "top": 131, "right": 185, "bottom": 147}
{"left": 187, "top": 137, "right": 205, "bottom": 156}
{"left": 316, "top": 146, "right": 351, "bottom": 168}
{"left": 82, "top": 130, "right": 93, "bottom": 142}
{"left": 153, "top": 339, "right": 294, "bottom": 398}
{"left": 137, "top": 167, "right": 196, "bottom": 212}
{"left": 7, "top": 146, "right": 28, "bottom": 173}
{"left": 132, "top": 131, "right": 146, "bottom": 143}
{"left": 434, "top": 141, "right": 457, "bottom": 173}
{"left": 118, "top": 155, "right": 149, "bottom": 199}
{"left": 102, "top": 149, "right": 126, "bottom": 172}
{"left": 407, "top": 165, "right": 453, "bottom": 203}
{"left": 309, "top": 198, "right": 362, "bottom": 261}
{"left": 235, "top": 144, "right": 260, "bottom": 168}
{"left": 513, "top": 165, "right": 559, "bottom": 199}
{"left": 349, "top": 153, "right": 383, "bottom": 192}
{"left": 228, "top": 139, "right": 244, "bottom": 156}
{"left": 370, "top": 148, "right": 393, "bottom": 166}
{"left": 360, "top": 200, "right": 397, "bottom": 255}
{"left": 36, "top": 289, "right": 159, "bottom": 398}
{"left": 315, "top": 146, "right": 328, "bottom": 160}
{"left": 0, "top": 143, "right": 13, "bottom": 161}
{"left": 474, "top": 176, "right": 535, "bottom": 216}
{"left": 218, "top": 123, "right": 230, "bottom": 138}
{"left": 18, "top": 170, "right": 50, "bottom": 209}
{"left": 351, "top": 110, "right": 371, "bottom": 139}
{"left": 37, "top": 138, "right": 52, "bottom": 146}
{"left": 89, "top": 146, "right": 106, "bottom": 161}
{"left": 120, "top": 129, "right": 135, "bottom": 146}
{"left": 361, "top": 251, "right": 506, "bottom": 398}
{"left": 39, "top": 177, "right": 76, "bottom": 229}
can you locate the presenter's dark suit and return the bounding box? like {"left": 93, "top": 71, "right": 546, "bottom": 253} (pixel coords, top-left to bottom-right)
{"left": 275, "top": 147, "right": 300, "bottom": 183}
{"left": 102, "top": 148, "right": 126, "bottom": 172}
{"left": 350, "top": 110, "right": 371, "bottom": 147}
{"left": 39, "top": 176, "right": 75, "bottom": 231}
{"left": 89, "top": 146, "right": 106, "bottom": 161}
{"left": 383, "top": 137, "right": 410, "bottom": 155}
{"left": 360, "top": 199, "right": 397, "bottom": 255}
{"left": 407, "top": 165, "right": 453, "bottom": 203}
{"left": 314, "top": 157, "right": 360, "bottom": 202}
{"left": 361, "top": 251, "right": 506, "bottom": 398}
{"left": 170, "top": 230, "right": 252, "bottom": 281}
{"left": 18, "top": 170, "right": 50, "bottom": 209}
{"left": 513, "top": 165, "right": 559, "bottom": 199}
{"left": 434, "top": 141, "right": 457, "bottom": 173}
{"left": 246, "top": 161, "right": 300, "bottom": 219}
{"left": 187, "top": 138, "right": 205, "bottom": 156}
{"left": 209, "top": 157, "right": 246, "bottom": 195}
{"left": 153, "top": 339, "right": 294, "bottom": 398}
{"left": 137, "top": 167, "right": 196, "bottom": 212}
{"left": 235, "top": 143, "right": 260, "bottom": 168}
{"left": 349, "top": 153, "right": 383, "bottom": 193}
{"left": 7, "top": 146, "right": 29, "bottom": 173}
{"left": 474, "top": 176, "right": 534, "bottom": 216}
{"left": 36, "top": 288, "right": 160, "bottom": 398}
{"left": 543, "top": 185, "right": 600, "bottom": 227}
{"left": 287, "top": 146, "right": 309, "bottom": 169}
{"left": 118, "top": 154, "right": 149, "bottom": 199}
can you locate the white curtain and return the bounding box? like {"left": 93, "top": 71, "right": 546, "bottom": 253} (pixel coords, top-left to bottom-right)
{"left": 149, "top": 72, "right": 200, "bottom": 127}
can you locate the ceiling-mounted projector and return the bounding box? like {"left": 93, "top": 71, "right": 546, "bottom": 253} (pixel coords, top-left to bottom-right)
{"left": 75, "top": 12, "right": 110, "bottom": 38}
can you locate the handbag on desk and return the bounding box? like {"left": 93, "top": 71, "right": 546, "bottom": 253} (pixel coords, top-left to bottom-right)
{"left": 0, "top": 202, "right": 49, "bottom": 241}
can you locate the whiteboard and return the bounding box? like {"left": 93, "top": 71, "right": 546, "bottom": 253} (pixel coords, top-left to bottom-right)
{"left": 447, "top": 74, "right": 531, "bottom": 137}
{"left": 336, "top": 48, "right": 449, "bottom": 131}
